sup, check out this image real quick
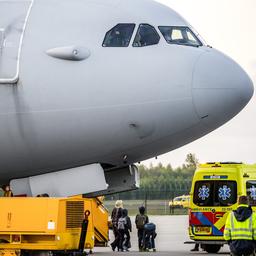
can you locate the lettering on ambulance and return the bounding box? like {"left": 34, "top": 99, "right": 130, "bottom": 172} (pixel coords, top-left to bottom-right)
{"left": 222, "top": 207, "right": 232, "bottom": 212}
{"left": 201, "top": 208, "right": 212, "bottom": 211}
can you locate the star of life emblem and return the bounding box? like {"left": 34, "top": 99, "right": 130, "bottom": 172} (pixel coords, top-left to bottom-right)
{"left": 249, "top": 186, "right": 256, "bottom": 200}
{"left": 218, "top": 185, "right": 231, "bottom": 200}
{"left": 198, "top": 185, "right": 210, "bottom": 200}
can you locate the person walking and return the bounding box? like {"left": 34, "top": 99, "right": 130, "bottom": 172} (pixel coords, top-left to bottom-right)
{"left": 117, "top": 209, "right": 127, "bottom": 252}
{"left": 224, "top": 195, "right": 256, "bottom": 256}
{"left": 123, "top": 209, "right": 132, "bottom": 251}
{"left": 110, "top": 200, "right": 123, "bottom": 251}
{"left": 135, "top": 206, "right": 149, "bottom": 251}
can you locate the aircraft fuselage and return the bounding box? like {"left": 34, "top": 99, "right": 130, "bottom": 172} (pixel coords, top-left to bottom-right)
{"left": 0, "top": 0, "right": 253, "bottom": 185}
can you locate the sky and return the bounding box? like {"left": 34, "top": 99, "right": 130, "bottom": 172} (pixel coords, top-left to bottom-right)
{"left": 143, "top": 0, "right": 256, "bottom": 167}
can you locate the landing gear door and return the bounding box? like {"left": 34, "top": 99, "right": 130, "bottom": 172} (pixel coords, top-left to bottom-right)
{"left": 0, "top": 0, "right": 33, "bottom": 84}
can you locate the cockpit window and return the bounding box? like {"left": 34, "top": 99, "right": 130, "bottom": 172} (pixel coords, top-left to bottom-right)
{"left": 133, "top": 24, "right": 160, "bottom": 47}
{"left": 159, "top": 26, "right": 202, "bottom": 47}
{"left": 103, "top": 24, "right": 135, "bottom": 47}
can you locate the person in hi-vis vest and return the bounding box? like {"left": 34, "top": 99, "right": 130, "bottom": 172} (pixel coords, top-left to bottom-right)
{"left": 224, "top": 196, "right": 256, "bottom": 256}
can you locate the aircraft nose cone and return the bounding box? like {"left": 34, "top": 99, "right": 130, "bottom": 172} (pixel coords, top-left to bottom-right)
{"left": 192, "top": 49, "right": 254, "bottom": 127}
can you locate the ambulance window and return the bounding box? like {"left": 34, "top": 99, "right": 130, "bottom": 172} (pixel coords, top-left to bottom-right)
{"left": 194, "top": 181, "right": 237, "bottom": 206}
{"left": 193, "top": 181, "right": 213, "bottom": 206}
{"left": 216, "top": 181, "right": 237, "bottom": 206}
{"left": 133, "top": 24, "right": 160, "bottom": 47}
{"left": 159, "top": 26, "right": 202, "bottom": 47}
{"left": 246, "top": 181, "right": 256, "bottom": 206}
{"left": 103, "top": 23, "right": 135, "bottom": 47}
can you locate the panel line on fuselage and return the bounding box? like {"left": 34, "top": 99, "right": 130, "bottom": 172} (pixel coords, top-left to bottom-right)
{"left": 0, "top": 0, "right": 34, "bottom": 84}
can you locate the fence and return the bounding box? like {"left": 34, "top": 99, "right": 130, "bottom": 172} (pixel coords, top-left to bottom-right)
{"left": 105, "top": 189, "right": 190, "bottom": 216}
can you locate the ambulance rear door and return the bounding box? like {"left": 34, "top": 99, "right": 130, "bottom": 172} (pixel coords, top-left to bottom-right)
{"left": 191, "top": 178, "right": 237, "bottom": 237}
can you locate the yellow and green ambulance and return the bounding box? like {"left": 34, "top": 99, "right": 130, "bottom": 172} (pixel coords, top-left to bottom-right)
{"left": 189, "top": 162, "right": 256, "bottom": 253}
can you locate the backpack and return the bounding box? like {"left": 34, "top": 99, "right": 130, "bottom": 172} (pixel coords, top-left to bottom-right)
{"left": 144, "top": 223, "right": 156, "bottom": 232}
{"left": 136, "top": 214, "right": 147, "bottom": 229}
{"left": 118, "top": 217, "right": 127, "bottom": 230}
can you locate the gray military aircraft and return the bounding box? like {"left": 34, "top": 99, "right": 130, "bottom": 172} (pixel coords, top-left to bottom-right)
{"left": 0, "top": 0, "right": 253, "bottom": 196}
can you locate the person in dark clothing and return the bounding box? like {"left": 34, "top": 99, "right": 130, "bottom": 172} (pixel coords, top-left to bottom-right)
{"left": 117, "top": 209, "right": 130, "bottom": 252}
{"left": 110, "top": 200, "right": 123, "bottom": 251}
{"left": 143, "top": 222, "right": 157, "bottom": 252}
{"left": 122, "top": 209, "right": 132, "bottom": 251}
{"left": 135, "top": 206, "right": 149, "bottom": 251}
{"left": 224, "top": 196, "right": 256, "bottom": 256}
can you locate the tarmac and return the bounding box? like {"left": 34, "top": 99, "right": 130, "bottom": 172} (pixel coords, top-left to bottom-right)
{"left": 93, "top": 215, "right": 230, "bottom": 255}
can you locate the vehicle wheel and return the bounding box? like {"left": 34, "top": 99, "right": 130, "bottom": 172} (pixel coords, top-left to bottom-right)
{"left": 204, "top": 244, "right": 221, "bottom": 253}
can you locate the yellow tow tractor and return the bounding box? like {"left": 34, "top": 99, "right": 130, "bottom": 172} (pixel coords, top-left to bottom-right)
{"left": 0, "top": 196, "right": 109, "bottom": 256}
{"left": 188, "top": 162, "right": 256, "bottom": 253}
